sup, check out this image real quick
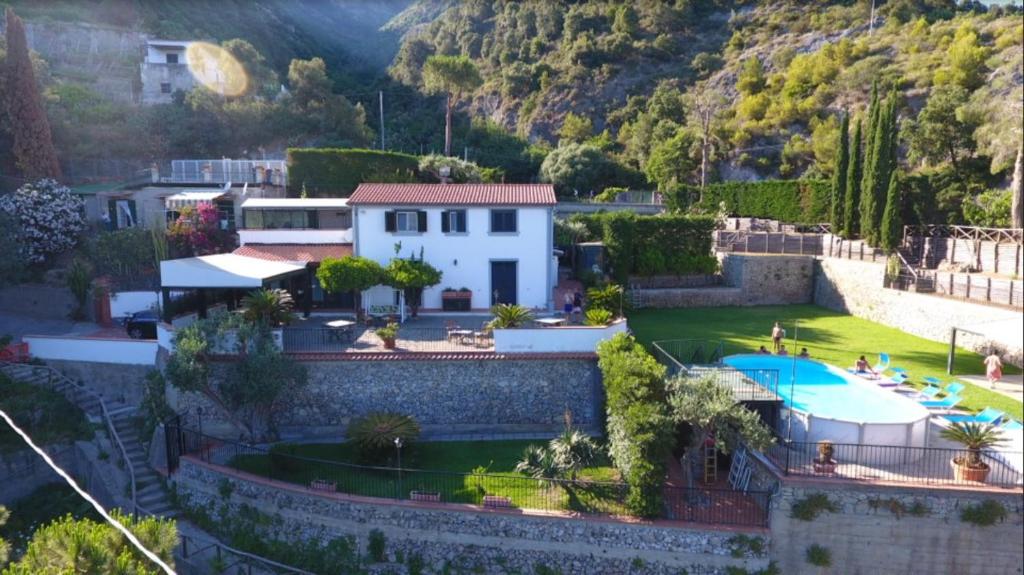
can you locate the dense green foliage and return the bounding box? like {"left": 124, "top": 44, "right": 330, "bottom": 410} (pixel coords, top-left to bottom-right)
{"left": 692, "top": 180, "right": 830, "bottom": 223}
{"left": 830, "top": 113, "right": 849, "bottom": 232}
{"left": 384, "top": 257, "right": 443, "bottom": 316}
{"left": 843, "top": 119, "right": 864, "bottom": 236}
{"left": 572, "top": 212, "right": 717, "bottom": 281}
{"left": 287, "top": 148, "right": 422, "bottom": 196}
{"left": 596, "top": 333, "right": 674, "bottom": 517}
{"left": 317, "top": 256, "right": 386, "bottom": 314}
{"left": 0, "top": 484, "right": 99, "bottom": 562}
{"left": 0, "top": 373, "right": 93, "bottom": 453}
{"left": 1, "top": 511, "right": 177, "bottom": 575}
{"left": 879, "top": 170, "right": 903, "bottom": 252}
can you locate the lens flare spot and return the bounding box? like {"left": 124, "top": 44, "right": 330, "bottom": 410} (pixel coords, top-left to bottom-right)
{"left": 185, "top": 42, "right": 248, "bottom": 97}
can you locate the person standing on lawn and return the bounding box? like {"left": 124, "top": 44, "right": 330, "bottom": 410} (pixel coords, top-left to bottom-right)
{"left": 771, "top": 322, "right": 786, "bottom": 352}
{"left": 984, "top": 351, "right": 1003, "bottom": 390}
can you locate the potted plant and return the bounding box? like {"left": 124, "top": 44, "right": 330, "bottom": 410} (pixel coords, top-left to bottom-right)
{"left": 813, "top": 440, "right": 837, "bottom": 474}
{"left": 940, "top": 422, "right": 1006, "bottom": 483}
{"left": 376, "top": 322, "right": 399, "bottom": 349}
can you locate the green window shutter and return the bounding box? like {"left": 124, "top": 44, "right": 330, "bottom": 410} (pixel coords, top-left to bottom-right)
{"left": 385, "top": 211, "right": 396, "bottom": 232}
{"left": 441, "top": 210, "right": 450, "bottom": 233}
{"left": 417, "top": 211, "right": 427, "bottom": 232}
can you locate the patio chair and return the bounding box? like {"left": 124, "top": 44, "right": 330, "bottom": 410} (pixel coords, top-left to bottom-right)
{"left": 942, "top": 407, "right": 1004, "bottom": 425}
{"left": 918, "top": 394, "right": 962, "bottom": 412}
{"left": 943, "top": 382, "right": 966, "bottom": 396}
{"left": 922, "top": 376, "right": 942, "bottom": 387}
{"left": 915, "top": 385, "right": 942, "bottom": 399}
{"left": 444, "top": 320, "right": 460, "bottom": 342}
{"left": 1002, "top": 420, "right": 1023, "bottom": 431}
{"left": 473, "top": 321, "right": 494, "bottom": 348}
{"left": 872, "top": 353, "right": 890, "bottom": 373}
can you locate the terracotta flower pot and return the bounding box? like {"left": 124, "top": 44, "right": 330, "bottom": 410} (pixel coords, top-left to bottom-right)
{"left": 382, "top": 337, "right": 397, "bottom": 350}
{"left": 951, "top": 459, "right": 990, "bottom": 483}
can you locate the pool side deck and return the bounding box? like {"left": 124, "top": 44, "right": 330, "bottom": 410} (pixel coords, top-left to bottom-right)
{"left": 687, "top": 364, "right": 783, "bottom": 403}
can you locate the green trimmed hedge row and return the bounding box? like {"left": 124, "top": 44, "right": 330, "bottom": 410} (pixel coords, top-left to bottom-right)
{"left": 574, "top": 212, "right": 717, "bottom": 282}
{"left": 287, "top": 148, "right": 424, "bottom": 197}
{"left": 682, "top": 179, "right": 830, "bottom": 223}
{"left": 596, "top": 333, "right": 675, "bottom": 518}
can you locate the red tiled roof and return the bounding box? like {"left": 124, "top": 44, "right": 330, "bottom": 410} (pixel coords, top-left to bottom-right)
{"left": 233, "top": 243, "right": 352, "bottom": 263}
{"left": 348, "top": 183, "right": 557, "bottom": 206}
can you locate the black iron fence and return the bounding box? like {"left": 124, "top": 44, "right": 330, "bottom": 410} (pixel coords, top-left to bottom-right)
{"left": 767, "top": 440, "right": 1023, "bottom": 488}
{"left": 281, "top": 326, "right": 494, "bottom": 353}
{"left": 651, "top": 339, "right": 726, "bottom": 370}
{"left": 166, "top": 425, "right": 771, "bottom": 527}
{"left": 714, "top": 231, "right": 825, "bottom": 255}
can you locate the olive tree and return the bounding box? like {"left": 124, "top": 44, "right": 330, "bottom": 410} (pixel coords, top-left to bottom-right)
{"left": 316, "top": 256, "right": 385, "bottom": 318}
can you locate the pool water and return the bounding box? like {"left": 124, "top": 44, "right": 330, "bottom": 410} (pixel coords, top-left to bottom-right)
{"left": 723, "top": 354, "right": 930, "bottom": 424}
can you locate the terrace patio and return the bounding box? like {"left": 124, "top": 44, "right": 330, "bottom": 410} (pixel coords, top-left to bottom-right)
{"left": 282, "top": 314, "right": 497, "bottom": 354}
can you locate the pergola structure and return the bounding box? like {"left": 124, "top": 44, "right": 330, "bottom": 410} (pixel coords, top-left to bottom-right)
{"left": 159, "top": 253, "right": 308, "bottom": 321}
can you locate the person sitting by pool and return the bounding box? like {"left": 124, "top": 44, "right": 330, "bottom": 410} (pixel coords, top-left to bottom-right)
{"left": 757, "top": 345, "right": 770, "bottom": 354}
{"left": 854, "top": 355, "right": 876, "bottom": 375}
{"left": 798, "top": 348, "right": 810, "bottom": 358}
{"left": 777, "top": 345, "right": 789, "bottom": 356}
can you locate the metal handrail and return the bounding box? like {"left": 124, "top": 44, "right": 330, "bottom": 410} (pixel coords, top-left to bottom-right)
{"left": 178, "top": 533, "right": 315, "bottom": 575}
{"left": 0, "top": 361, "right": 137, "bottom": 515}
{"left": 895, "top": 250, "right": 919, "bottom": 281}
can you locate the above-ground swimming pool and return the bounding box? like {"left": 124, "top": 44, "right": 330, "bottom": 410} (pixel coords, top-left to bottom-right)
{"left": 724, "top": 355, "right": 931, "bottom": 459}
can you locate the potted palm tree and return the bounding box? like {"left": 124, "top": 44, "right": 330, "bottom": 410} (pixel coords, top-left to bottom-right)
{"left": 940, "top": 422, "right": 1006, "bottom": 483}
{"left": 813, "top": 440, "right": 837, "bottom": 474}
{"left": 376, "top": 322, "right": 399, "bottom": 349}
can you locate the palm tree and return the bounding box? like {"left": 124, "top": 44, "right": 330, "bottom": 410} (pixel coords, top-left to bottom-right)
{"left": 488, "top": 304, "right": 534, "bottom": 329}
{"left": 940, "top": 422, "right": 1005, "bottom": 470}
{"left": 549, "top": 426, "right": 598, "bottom": 480}
{"left": 515, "top": 445, "right": 560, "bottom": 480}
{"left": 240, "top": 288, "right": 295, "bottom": 327}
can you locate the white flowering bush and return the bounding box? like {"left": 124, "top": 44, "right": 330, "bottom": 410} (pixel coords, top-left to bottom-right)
{"left": 0, "top": 179, "right": 86, "bottom": 263}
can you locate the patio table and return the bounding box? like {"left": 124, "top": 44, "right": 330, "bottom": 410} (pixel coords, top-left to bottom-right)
{"left": 449, "top": 328, "right": 475, "bottom": 344}
{"left": 534, "top": 317, "right": 567, "bottom": 328}
{"left": 325, "top": 319, "right": 356, "bottom": 343}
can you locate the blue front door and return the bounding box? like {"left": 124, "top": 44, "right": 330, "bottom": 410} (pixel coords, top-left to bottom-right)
{"left": 490, "top": 261, "right": 517, "bottom": 305}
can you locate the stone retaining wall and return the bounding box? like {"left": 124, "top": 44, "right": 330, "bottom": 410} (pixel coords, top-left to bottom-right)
{"left": 769, "top": 481, "right": 1024, "bottom": 575}
{"left": 814, "top": 257, "right": 1024, "bottom": 366}
{"left": 636, "top": 253, "right": 814, "bottom": 308}
{"left": 172, "top": 457, "right": 770, "bottom": 575}
{"left": 172, "top": 357, "right": 603, "bottom": 438}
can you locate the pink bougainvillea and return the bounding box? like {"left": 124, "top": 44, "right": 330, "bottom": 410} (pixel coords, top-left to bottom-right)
{"left": 166, "top": 202, "right": 234, "bottom": 257}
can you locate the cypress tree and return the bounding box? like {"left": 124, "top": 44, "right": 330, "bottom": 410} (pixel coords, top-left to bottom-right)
{"left": 869, "top": 89, "right": 900, "bottom": 245}
{"left": 830, "top": 113, "right": 849, "bottom": 233}
{"left": 843, "top": 118, "right": 863, "bottom": 237}
{"left": 860, "top": 83, "right": 880, "bottom": 241}
{"left": 879, "top": 169, "right": 902, "bottom": 253}
{"left": 3, "top": 7, "right": 61, "bottom": 179}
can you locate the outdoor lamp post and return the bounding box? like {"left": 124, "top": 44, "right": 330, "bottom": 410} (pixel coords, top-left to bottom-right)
{"left": 394, "top": 437, "right": 404, "bottom": 499}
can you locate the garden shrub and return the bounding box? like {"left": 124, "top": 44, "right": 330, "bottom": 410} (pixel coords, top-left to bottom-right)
{"left": 684, "top": 179, "right": 830, "bottom": 223}
{"left": 960, "top": 499, "right": 1007, "bottom": 526}
{"left": 367, "top": 528, "right": 387, "bottom": 562}
{"left": 805, "top": 544, "right": 832, "bottom": 567}
{"left": 573, "top": 212, "right": 717, "bottom": 281}
{"left": 287, "top": 148, "right": 423, "bottom": 197}
{"left": 790, "top": 492, "right": 839, "bottom": 521}
{"left": 596, "top": 333, "right": 675, "bottom": 518}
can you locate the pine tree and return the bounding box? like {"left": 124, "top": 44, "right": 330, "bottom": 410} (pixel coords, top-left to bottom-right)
{"left": 830, "top": 113, "right": 849, "bottom": 233}
{"left": 860, "top": 83, "right": 880, "bottom": 241}
{"left": 879, "top": 169, "right": 902, "bottom": 252}
{"left": 3, "top": 7, "right": 61, "bottom": 179}
{"left": 843, "top": 118, "right": 863, "bottom": 237}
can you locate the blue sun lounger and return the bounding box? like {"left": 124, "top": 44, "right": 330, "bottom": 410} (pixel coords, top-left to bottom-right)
{"left": 942, "top": 407, "right": 1004, "bottom": 425}
{"left": 1003, "top": 420, "right": 1023, "bottom": 431}
{"left": 943, "top": 382, "right": 966, "bottom": 396}
{"left": 919, "top": 394, "right": 962, "bottom": 412}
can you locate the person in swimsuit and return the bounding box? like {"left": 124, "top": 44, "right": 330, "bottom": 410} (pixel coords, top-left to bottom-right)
{"left": 855, "top": 355, "right": 875, "bottom": 375}
{"left": 798, "top": 348, "right": 810, "bottom": 358}
{"left": 777, "top": 344, "right": 789, "bottom": 356}
{"left": 757, "top": 345, "right": 770, "bottom": 354}
{"left": 771, "top": 322, "right": 785, "bottom": 352}
{"left": 984, "top": 352, "right": 1003, "bottom": 390}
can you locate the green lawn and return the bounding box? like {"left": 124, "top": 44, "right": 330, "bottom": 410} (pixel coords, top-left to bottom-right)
{"left": 628, "top": 304, "right": 1023, "bottom": 421}
{"left": 230, "top": 440, "right": 623, "bottom": 514}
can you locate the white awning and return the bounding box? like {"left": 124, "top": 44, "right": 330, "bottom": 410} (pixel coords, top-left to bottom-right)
{"left": 160, "top": 254, "right": 305, "bottom": 289}
{"left": 164, "top": 191, "right": 226, "bottom": 209}
{"left": 241, "top": 198, "right": 349, "bottom": 209}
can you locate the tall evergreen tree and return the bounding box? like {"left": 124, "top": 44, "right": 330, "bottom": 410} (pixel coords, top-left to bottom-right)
{"left": 843, "top": 118, "right": 863, "bottom": 237}
{"left": 860, "top": 83, "right": 880, "bottom": 241}
{"left": 830, "top": 113, "right": 849, "bottom": 233}
{"left": 879, "top": 169, "right": 903, "bottom": 252}
{"left": 3, "top": 7, "right": 61, "bottom": 179}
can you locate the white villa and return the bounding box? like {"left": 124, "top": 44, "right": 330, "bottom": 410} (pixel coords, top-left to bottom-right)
{"left": 349, "top": 183, "right": 558, "bottom": 311}
{"left": 155, "top": 183, "right": 559, "bottom": 317}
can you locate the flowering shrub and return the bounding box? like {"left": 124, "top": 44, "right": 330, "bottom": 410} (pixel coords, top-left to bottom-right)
{"left": 166, "top": 202, "right": 233, "bottom": 257}
{"left": 0, "top": 179, "right": 86, "bottom": 263}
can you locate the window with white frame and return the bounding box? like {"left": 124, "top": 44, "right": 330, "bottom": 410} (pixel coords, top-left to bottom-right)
{"left": 442, "top": 209, "right": 467, "bottom": 233}
{"left": 396, "top": 211, "right": 419, "bottom": 232}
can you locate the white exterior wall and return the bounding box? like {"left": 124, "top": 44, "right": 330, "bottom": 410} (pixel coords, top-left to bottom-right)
{"left": 493, "top": 320, "right": 629, "bottom": 353}
{"left": 354, "top": 206, "right": 553, "bottom": 310}
{"left": 238, "top": 229, "right": 352, "bottom": 245}
{"left": 24, "top": 336, "right": 158, "bottom": 365}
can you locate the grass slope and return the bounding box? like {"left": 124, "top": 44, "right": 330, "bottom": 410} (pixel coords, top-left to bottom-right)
{"left": 628, "top": 304, "right": 1022, "bottom": 421}
{"left": 230, "top": 439, "right": 621, "bottom": 514}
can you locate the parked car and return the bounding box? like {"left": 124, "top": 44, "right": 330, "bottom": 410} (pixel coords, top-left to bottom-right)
{"left": 123, "top": 310, "right": 159, "bottom": 339}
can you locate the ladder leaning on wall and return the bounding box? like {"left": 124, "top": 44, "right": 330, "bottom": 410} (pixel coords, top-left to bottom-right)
{"left": 628, "top": 284, "right": 644, "bottom": 309}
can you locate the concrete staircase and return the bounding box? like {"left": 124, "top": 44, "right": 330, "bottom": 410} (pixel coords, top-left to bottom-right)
{"left": 0, "top": 362, "right": 174, "bottom": 517}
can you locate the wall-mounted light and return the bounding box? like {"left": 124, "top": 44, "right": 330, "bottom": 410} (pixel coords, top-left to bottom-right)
{"left": 453, "top": 259, "right": 458, "bottom": 266}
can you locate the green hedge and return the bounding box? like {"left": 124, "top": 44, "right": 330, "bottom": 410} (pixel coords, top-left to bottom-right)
{"left": 287, "top": 148, "right": 424, "bottom": 197}
{"left": 574, "top": 213, "right": 717, "bottom": 283}
{"left": 683, "top": 179, "right": 830, "bottom": 223}
{"left": 596, "top": 333, "right": 675, "bottom": 518}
